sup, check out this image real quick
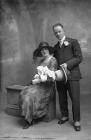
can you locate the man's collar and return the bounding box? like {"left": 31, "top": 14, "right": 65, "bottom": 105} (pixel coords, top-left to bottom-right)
{"left": 61, "top": 36, "right": 66, "bottom": 42}
{"left": 59, "top": 36, "right": 66, "bottom": 46}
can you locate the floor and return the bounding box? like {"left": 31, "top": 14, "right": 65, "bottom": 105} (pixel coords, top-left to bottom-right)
{"left": 0, "top": 94, "right": 91, "bottom": 140}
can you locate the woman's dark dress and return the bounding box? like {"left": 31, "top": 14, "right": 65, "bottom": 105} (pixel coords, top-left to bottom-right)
{"left": 20, "top": 56, "right": 57, "bottom": 123}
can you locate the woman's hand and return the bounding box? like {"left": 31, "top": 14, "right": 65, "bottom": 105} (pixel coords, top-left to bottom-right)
{"left": 40, "top": 75, "right": 47, "bottom": 82}
{"left": 32, "top": 79, "right": 41, "bottom": 84}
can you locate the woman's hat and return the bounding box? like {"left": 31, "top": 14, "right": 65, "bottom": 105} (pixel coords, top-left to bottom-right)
{"left": 33, "top": 42, "right": 53, "bottom": 57}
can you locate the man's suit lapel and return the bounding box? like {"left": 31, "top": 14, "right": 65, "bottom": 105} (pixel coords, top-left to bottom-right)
{"left": 58, "top": 41, "right": 64, "bottom": 48}
{"left": 62, "top": 37, "right": 71, "bottom": 48}
{"left": 56, "top": 37, "right": 71, "bottom": 49}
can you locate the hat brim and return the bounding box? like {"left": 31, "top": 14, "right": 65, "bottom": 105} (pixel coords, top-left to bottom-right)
{"left": 60, "top": 65, "right": 67, "bottom": 82}
{"left": 33, "top": 46, "right": 53, "bottom": 57}
{"left": 55, "top": 65, "right": 67, "bottom": 82}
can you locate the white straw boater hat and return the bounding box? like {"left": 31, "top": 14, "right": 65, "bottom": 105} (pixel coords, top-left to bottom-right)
{"left": 55, "top": 65, "right": 67, "bottom": 82}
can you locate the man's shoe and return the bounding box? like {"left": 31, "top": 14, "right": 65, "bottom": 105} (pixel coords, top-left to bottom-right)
{"left": 23, "top": 120, "right": 33, "bottom": 129}
{"left": 58, "top": 117, "right": 69, "bottom": 125}
{"left": 74, "top": 125, "right": 81, "bottom": 131}
{"left": 73, "top": 121, "right": 81, "bottom": 131}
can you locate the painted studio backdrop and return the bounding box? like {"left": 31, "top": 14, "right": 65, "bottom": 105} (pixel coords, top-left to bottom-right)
{"left": 0, "top": 0, "right": 91, "bottom": 110}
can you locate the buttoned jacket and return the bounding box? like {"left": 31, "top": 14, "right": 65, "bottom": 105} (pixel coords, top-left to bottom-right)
{"left": 53, "top": 37, "right": 83, "bottom": 80}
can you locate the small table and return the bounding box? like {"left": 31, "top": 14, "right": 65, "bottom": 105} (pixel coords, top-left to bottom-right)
{"left": 6, "top": 85, "right": 25, "bottom": 116}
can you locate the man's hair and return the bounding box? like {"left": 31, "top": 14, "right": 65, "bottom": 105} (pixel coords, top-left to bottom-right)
{"left": 53, "top": 23, "right": 64, "bottom": 30}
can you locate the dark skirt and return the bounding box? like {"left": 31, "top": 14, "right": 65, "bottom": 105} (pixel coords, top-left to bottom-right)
{"left": 20, "top": 82, "right": 55, "bottom": 123}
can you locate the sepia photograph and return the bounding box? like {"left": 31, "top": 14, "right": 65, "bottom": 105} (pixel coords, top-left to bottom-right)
{"left": 0, "top": 0, "right": 91, "bottom": 140}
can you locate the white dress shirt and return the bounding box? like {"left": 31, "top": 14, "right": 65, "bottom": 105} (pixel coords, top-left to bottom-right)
{"left": 59, "top": 36, "right": 66, "bottom": 47}
{"left": 59, "top": 36, "right": 68, "bottom": 68}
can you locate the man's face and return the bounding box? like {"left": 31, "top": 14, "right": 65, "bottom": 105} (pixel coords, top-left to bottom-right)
{"left": 53, "top": 25, "right": 65, "bottom": 40}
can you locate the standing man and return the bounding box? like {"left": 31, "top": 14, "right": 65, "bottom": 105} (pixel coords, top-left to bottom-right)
{"left": 53, "top": 23, "right": 83, "bottom": 131}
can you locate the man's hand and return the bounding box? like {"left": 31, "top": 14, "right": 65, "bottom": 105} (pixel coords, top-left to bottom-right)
{"left": 60, "top": 63, "right": 67, "bottom": 69}
{"left": 60, "top": 63, "right": 71, "bottom": 76}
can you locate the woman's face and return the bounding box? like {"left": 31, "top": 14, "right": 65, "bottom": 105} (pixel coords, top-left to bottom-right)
{"left": 41, "top": 48, "right": 50, "bottom": 57}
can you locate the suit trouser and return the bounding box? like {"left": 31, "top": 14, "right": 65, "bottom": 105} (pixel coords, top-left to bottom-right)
{"left": 56, "top": 80, "right": 80, "bottom": 122}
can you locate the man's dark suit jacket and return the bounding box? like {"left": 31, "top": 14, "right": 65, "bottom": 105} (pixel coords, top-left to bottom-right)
{"left": 53, "top": 37, "right": 83, "bottom": 80}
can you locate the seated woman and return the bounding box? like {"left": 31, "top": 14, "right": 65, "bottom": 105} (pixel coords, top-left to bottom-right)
{"left": 20, "top": 42, "right": 58, "bottom": 129}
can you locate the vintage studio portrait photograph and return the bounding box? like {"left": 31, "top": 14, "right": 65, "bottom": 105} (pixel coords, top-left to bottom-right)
{"left": 0, "top": 0, "right": 91, "bottom": 140}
